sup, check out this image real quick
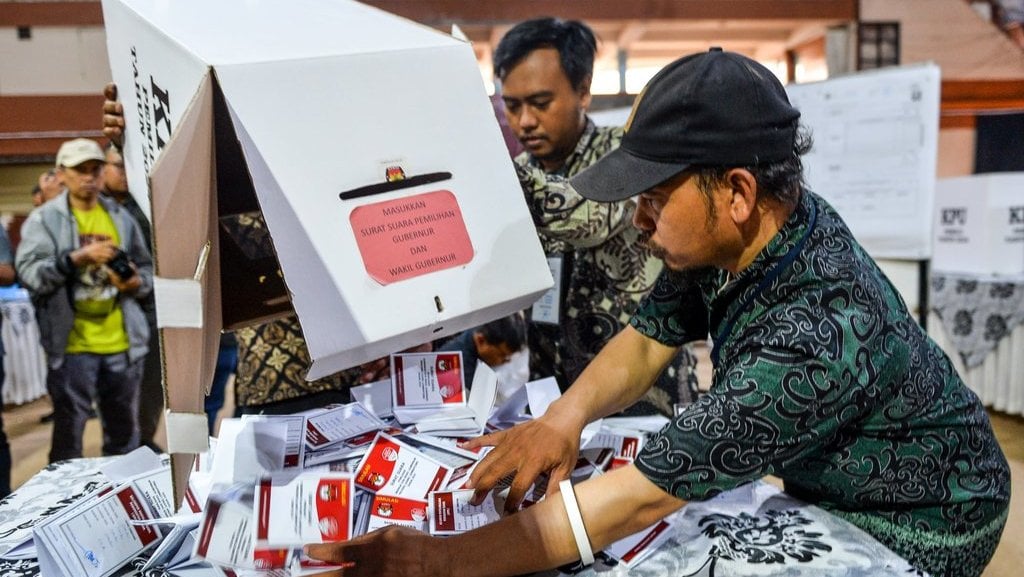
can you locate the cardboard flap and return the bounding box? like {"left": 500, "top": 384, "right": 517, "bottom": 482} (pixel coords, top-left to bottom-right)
{"left": 148, "top": 72, "right": 220, "bottom": 505}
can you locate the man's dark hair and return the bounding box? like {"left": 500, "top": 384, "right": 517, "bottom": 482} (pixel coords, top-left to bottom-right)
{"left": 477, "top": 312, "right": 527, "bottom": 352}
{"left": 493, "top": 17, "right": 597, "bottom": 91}
{"left": 693, "top": 125, "right": 813, "bottom": 221}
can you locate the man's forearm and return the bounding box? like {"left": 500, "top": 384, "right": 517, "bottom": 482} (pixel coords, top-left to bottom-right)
{"left": 550, "top": 325, "right": 679, "bottom": 425}
{"left": 447, "top": 465, "right": 685, "bottom": 577}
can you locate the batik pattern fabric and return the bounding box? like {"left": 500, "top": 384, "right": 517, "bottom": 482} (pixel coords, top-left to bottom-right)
{"left": 515, "top": 119, "right": 698, "bottom": 415}
{"left": 631, "top": 190, "right": 1010, "bottom": 576}
{"left": 573, "top": 482, "right": 922, "bottom": 576}
{"left": 930, "top": 272, "right": 1024, "bottom": 368}
{"left": 233, "top": 314, "right": 359, "bottom": 408}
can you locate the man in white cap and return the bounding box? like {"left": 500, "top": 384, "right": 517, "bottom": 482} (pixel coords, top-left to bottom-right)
{"left": 16, "top": 137, "right": 153, "bottom": 462}
{"left": 305, "top": 49, "right": 1009, "bottom": 577}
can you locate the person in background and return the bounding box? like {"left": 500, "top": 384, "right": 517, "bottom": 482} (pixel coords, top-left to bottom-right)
{"left": 306, "top": 48, "right": 1010, "bottom": 577}
{"left": 33, "top": 169, "right": 62, "bottom": 208}
{"left": 101, "top": 138, "right": 164, "bottom": 452}
{"left": 495, "top": 17, "right": 698, "bottom": 416}
{"left": 16, "top": 138, "right": 153, "bottom": 462}
{"left": 437, "top": 312, "right": 527, "bottom": 389}
{"left": 204, "top": 332, "right": 237, "bottom": 434}
{"left": 0, "top": 226, "right": 18, "bottom": 498}
{"left": 30, "top": 169, "right": 66, "bottom": 425}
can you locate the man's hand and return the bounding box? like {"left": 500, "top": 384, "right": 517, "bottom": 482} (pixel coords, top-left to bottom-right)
{"left": 304, "top": 526, "right": 451, "bottom": 577}
{"left": 107, "top": 262, "right": 141, "bottom": 293}
{"left": 461, "top": 403, "right": 587, "bottom": 513}
{"left": 102, "top": 83, "right": 125, "bottom": 148}
{"left": 72, "top": 241, "right": 119, "bottom": 267}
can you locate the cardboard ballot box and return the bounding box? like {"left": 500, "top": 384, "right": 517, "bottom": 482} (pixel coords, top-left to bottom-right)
{"left": 101, "top": 0, "right": 552, "bottom": 494}
{"left": 932, "top": 172, "right": 1024, "bottom": 275}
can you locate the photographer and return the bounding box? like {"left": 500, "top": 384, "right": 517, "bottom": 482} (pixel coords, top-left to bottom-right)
{"left": 15, "top": 138, "right": 153, "bottom": 462}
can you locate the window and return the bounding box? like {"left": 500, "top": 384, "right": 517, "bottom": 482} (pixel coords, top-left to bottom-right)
{"left": 857, "top": 22, "right": 900, "bottom": 70}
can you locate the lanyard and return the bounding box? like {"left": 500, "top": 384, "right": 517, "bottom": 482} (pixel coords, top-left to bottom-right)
{"left": 711, "top": 200, "right": 818, "bottom": 366}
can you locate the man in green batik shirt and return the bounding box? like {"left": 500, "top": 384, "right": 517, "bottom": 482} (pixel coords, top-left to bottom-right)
{"left": 495, "top": 17, "right": 697, "bottom": 415}
{"left": 307, "top": 49, "right": 1009, "bottom": 577}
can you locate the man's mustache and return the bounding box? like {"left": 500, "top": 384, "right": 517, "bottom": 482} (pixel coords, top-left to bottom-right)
{"left": 644, "top": 236, "right": 667, "bottom": 261}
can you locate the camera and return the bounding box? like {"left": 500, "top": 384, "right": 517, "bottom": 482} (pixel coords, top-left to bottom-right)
{"left": 106, "top": 249, "right": 136, "bottom": 280}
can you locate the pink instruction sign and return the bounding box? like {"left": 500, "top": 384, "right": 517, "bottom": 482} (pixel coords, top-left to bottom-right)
{"left": 349, "top": 190, "right": 474, "bottom": 285}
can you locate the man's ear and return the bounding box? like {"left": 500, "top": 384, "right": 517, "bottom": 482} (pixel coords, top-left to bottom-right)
{"left": 726, "top": 168, "right": 758, "bottom": 225}
{"left": 471, "top": 331, "right": 487, "bottom": 352}
{"left": 578, "top": 74, "right": 593, "bottom": 110}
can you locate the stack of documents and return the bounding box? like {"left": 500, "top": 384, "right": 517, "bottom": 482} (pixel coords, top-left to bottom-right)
{"left": 0, "top": 352, "right": 681, "bottom": 576}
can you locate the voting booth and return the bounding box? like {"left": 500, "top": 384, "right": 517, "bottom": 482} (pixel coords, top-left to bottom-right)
{"left": 101, "top": 0, "right": 552, "bottom": 498}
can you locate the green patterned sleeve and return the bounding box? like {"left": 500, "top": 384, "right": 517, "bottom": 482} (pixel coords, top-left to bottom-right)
{"left": 635, "top": 344, "right": 861, "bottom": 501}
{"left": 629, "top": 269, "right": 712, "bottom": 346}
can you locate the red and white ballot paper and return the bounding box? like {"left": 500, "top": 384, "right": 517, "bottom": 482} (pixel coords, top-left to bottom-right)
{"left": 391, "top": 352, "right": 465, "bottom": 421}
{"left": 254, "top": 473, "right": 355, "bottom": 546}
{"left": 304, "top": 402, "right": 388, "bottom": 450}
{"left": 194, "top": 473, "right": 354, "bottom": 572}
{"left": 353, "top": 431, "right": 452, "bottom": 498}
{"left": 391, "top": 352, "right": 499, "bottom": 437}
{"left": 428, "top": 488, "right": 504, "bottom": 536}
{"left": 367, "top": 493, "right": 430, "bottom": 533}
{"left": 33, "top": 483, "right": 161, "bottom": 577}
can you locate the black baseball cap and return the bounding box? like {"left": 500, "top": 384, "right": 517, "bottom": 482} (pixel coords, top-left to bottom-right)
{"left": 571, "top": 48, "right": 800, "bottom": 202}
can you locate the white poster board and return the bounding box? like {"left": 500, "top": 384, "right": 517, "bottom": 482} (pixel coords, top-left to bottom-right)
{"left": 786, "top": 63, "right": 941, "bottom": 259}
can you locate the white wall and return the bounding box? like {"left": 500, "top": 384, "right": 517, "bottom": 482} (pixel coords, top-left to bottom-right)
{"left": 0, "top": 26, "right": 111, "bottom": 95}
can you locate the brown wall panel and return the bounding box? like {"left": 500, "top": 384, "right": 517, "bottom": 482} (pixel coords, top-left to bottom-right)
{"left": 0, "top": 2, "right": 104, "bottom": 26}
{"left": 0, "top": 95, "right": 107, "bottom": 160}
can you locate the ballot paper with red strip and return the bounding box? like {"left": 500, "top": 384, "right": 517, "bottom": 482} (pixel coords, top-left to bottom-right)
{"left": 194, "top": 497, "right": 286, "bottom": 570}
{"left": 304, "top": 402, "right": 388, "bottom": 450}
{"left": 582, "top": 427, "right": 646, "bottom": 472}
{"left": 391, "top": 352, "right": 465, "bottom": 423}
{"left": 367, "top": 494, "right": 429, "bottom": 533}
{"left": 353, "top": 432, "right": 452, "bottom": 498}
{"left": 604, "top": 518, "right": 676, "bottom": 568}
{"left": 34, "top": 483, "right": 161, "bottom": 577}
{"left": 413, "top": 362, "right": 498, "bottom": 437}
{"left": 241, "top": 414, "right": 307, "bottom": 469}
{"left": 254, "top": 473, "right": 354, "bottom": 547}
{"left": 428, "top": 488, "right": 503, "bottom": 536}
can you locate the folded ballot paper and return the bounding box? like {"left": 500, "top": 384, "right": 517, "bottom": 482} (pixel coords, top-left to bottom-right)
{"left": 392, "top": 352, "right": 499, "bottom": 437}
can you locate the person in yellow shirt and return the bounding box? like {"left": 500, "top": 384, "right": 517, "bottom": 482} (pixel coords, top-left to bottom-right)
{"left": 15, "top": 138, "right": 154, "bottom": 462}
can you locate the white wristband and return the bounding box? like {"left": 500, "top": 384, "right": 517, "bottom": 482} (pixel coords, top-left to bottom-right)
{"left": 559, "top": 479, "right": 595, "bottom": 565}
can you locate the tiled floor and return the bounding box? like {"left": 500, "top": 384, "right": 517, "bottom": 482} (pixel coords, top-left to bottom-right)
{"left": 3, "top": 351, "right": 1022, "bottom": 576}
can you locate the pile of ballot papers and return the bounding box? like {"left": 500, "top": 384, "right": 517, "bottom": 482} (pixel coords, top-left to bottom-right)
{"left": 6, "top": 351, "right": 682, "bottom": 577}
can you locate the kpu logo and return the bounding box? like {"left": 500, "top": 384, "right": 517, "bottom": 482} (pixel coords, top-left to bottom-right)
{"left": 130, "top": 46, "right": 172, "bottom": 178}
{"left": 941, "top": 208, "right": 967, "bottom": 227}
{"left": 1010, "top": 206, "right": 1024, "bottom": 226}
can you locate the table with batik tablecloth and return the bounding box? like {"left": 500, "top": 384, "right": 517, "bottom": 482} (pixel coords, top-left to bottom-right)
{"left": 929, "top": 272, "right": 1024, "bottom": 415}
{"left": 0, "top": 460, "right": 921, "bottom": 577}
